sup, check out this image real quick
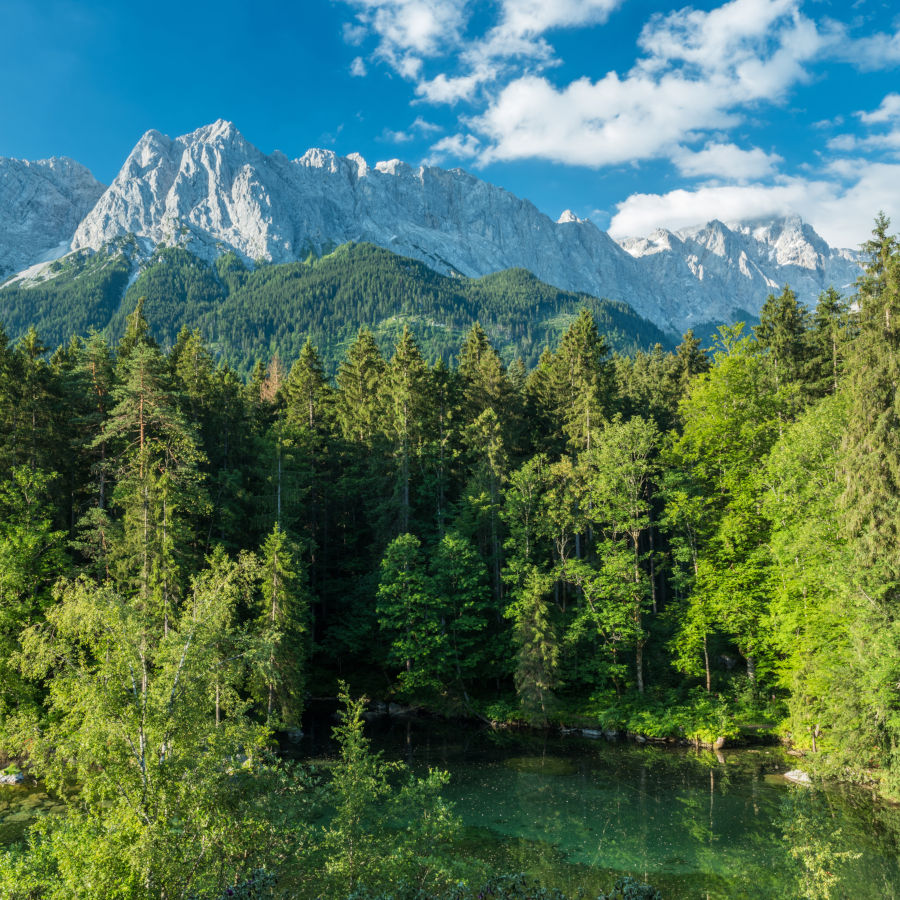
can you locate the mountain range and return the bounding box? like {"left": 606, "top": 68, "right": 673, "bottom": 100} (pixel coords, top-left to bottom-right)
{"left": 1, "top": 119, "right": 863, "bottom": 341}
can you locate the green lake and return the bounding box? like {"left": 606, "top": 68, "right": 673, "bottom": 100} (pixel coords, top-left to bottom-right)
{"left": 301, "top": 714, "right": 900, "bottom": 898}
{"left": 5, "top": 716, "right": 900, "bottom": 898}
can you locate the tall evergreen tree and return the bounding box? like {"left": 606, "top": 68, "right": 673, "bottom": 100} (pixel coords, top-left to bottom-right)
{"left": 387, "top": 328, "right": 429, "bottom": 533}
{"left": 104, "top": 308, "right": 209, "bottom": 628}
{"left": 255, "top": 523, "right": 310, "bottom": 724}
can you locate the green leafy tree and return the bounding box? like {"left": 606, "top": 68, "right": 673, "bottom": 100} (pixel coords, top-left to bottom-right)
{"left": 318, "top": 684, "right": 460, "bottom": 898}
{"left": 376, "top": 533, "right": 448, "bottom": 695}
{"left": 429, "top": 531, "right": 494, "bottom": 698}
{"left": 2, "top": 561, "right": 306, "bottom": 899}
{"left": 0, "top": 467, "right": 68, "bottom": 718}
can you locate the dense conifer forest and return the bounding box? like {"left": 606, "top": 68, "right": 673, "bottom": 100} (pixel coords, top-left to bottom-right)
{"left": 0, "top": 242, "right": 672, "bottom": 374}
{"left": 1, "top": 216, "right": 899, "bottom": 897}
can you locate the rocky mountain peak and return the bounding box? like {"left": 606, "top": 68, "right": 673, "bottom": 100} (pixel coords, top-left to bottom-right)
{"left": 2, "top": 121, "right": 865, "bottom": 334}
{"left": 557, "top": 209, "right": 584, "bottom": 224}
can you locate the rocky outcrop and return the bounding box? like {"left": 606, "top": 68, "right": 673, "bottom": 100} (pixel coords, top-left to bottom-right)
{"left": 619, "top": 216, "right": 861, "bottom": 331}
{"left": 0, "top": 157, "right": 105, "bottom": 279}
{"left": 783, "top": 768, "right": 812, "bottom": 784}
{"left": 0, "top": 771, "right": 25, "bottom": 785}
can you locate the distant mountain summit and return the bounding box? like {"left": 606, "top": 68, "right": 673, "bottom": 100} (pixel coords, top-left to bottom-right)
{"left": 2, "top": 121, "right": 863, "bottom": 334}
{"left": 0, "top": 156, "right": 105, "bottom": 279}
{"left": 618, "top": 216, "right": 860, "bottom": 331}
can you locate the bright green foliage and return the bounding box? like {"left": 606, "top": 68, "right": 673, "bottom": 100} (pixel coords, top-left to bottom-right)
{"left": 841, "top": 213, "right": 900, "bottom": 585}
{"left": 667, "top": 325, "right": 780, "bottom": 686}
{"left": 376, "top": 534, "right": 449, "bottom": 695}
{"left": 764, "top": 392, "right": 855, "bottom": 757}
{"left": 577, "top": 417, "right": 659, "bottom": 693}
{"left": 0, "top": 563, "right": 307, "bottom": 899}
{"left": 318, "top": 684, "right": 460, "bottom": 898}
{"left": 779, "top": 789, "right": 862, "bottom": 900}
{"left": 0, "top": 467, "right": 68, "bottom": 717}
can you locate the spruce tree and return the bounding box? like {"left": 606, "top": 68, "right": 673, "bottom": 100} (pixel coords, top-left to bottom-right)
{"left": 841, "top": 214, "right": 900, "bottom": 587}
{"left": 387, "top": 328, "right": 428, "bottom": 533}
{"left": 104, "top": 309, "right": 208, "bottom": 628}
{"left": 256, "top": 523, "right": 310, "bottom": 724}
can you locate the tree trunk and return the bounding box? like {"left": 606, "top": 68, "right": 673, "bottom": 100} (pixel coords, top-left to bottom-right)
{"left": 704, "top": 632, "right": 711, "bottom": 693}
{"left": 635, "top": 638, "right": 644, "bottom": 694}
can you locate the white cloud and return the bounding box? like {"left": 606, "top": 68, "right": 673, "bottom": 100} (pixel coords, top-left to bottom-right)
{"left": 415, "top": 69, "right": 492, "bottom": 104}
{"left": 382, "top": 128, "right": 414, "bottom": 142}
{"left": 380, "top": 117, "right": 443, "bottom": 143}
{"left": 826, "top": 94, "right": 900, "bottom": 155}
{"left": 342, "top": 21, "right": 368, "bottom": 46}
{"left": 426, "top": 133, "right": 481, "bottom": 163}
{"left": 497, "top": 0, "right": 622, "bottom": 36}
{"left": 609, "top": 164, "right": 900, "bottom": 248}
{"left": 350, "top": 56, "right": 368, "bottom": 77}
{"left": 335, "top": 0, "right": 626, "bottom": 102}
{"left": 637, "top": 0, "right": 800, "bottom": 73}
{"left": 674, "top": 142, "right": 782, "bottom": 180}
{"left": 834, "top": 27, "right": 900, "bottom": 71}
{"left": 456, "top": 0, "right": 827, "bottom": 168}
{"left": 470, "top": 73, "right": 734, "bottom": 166}
{"left": 859, "top": 93, "right": 900, "bottom": 125}
{"left": 339, "top": 0, "right": 469, "bottom": 78}
{"left": 410, "top": 116, "right": 441, "bottom": 134}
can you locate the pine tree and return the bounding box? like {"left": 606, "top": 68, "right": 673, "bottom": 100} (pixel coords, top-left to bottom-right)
{"left": 550, "top": 308, "right": 615, "bottom": 453}
{"left": 809, "top": 287, "right": 851, "bottom": 397}
{"left": 457, "top": 323, "right": 511, "bottom": 418}
{"left": 755, "top": 286, "right": 812, "bottom": 415}
{"left": 387, "top": 328, "right": 429, "bottom": 533}
{"left": 255, "top": 523, "right": 310, "bottom": 724}
{"left": 841, "top": 214, "right": 900, "bottom": 587}
{"left": 336, "top": 328, "right": 387, "bottom": 446}
{"left": 283, "top": 339, "right": 332, "bottom": 432}
{"left": 104, "top": 317, "right": 209, "bottom": 629}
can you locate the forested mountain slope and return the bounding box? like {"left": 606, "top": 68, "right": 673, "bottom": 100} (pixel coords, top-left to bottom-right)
{"left": 0, "top": 241, "right": 672, "bottom": 371}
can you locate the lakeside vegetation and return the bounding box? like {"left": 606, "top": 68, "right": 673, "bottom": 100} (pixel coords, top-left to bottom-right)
{"left": 1, "top": 215, "right": 899, "bottom": 896}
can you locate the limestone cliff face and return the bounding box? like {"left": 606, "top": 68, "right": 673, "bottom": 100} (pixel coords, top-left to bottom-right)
{"left": 619, "top": 217, "right": 861, "bottom": 329}
{"left": 0, "top": 156, "right": 105, "bottom": 278}
{"left": 8, "top": 121, "right": 862, "bottom": 333}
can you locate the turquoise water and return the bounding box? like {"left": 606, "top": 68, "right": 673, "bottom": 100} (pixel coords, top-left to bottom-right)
{"left": 5, "top": 718, "right": 900, "bottom": 898}
{"left": 323, "top": 718, "right": 900, "bottom": 899}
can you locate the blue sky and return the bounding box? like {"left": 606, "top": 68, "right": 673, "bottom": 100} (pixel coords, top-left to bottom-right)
{"left": 2, "top": 0, "right": 899, "bottom": 247}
